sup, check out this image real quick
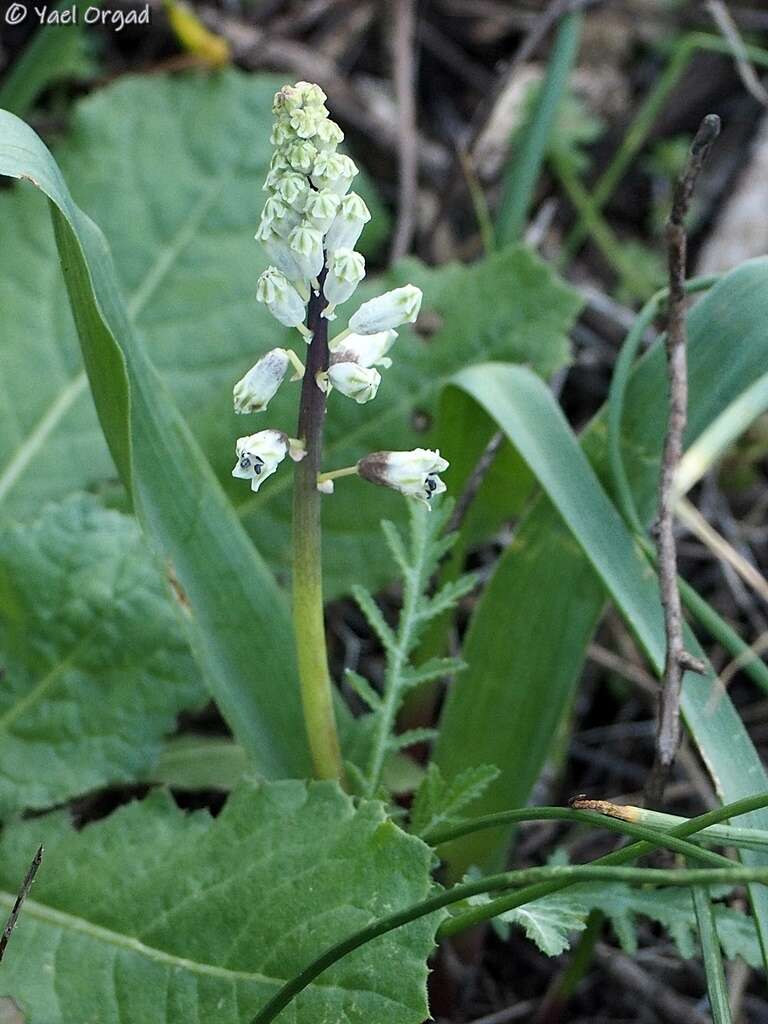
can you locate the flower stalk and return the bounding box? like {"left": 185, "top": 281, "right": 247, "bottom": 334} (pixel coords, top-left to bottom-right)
{"left": 231, "top": 79, "right": 444, "bottom": 785}
{"left": 292, "top": 269, "right": 345, "bottom": 782}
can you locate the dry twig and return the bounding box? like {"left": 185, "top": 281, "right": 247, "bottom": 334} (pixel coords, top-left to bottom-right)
{"left": 646, "top": 115, "right": 721, "bottom": 805}
{"left": 390, "top": 0, "right": 419, "bottom": 262}
{"left": 0, "top": 845, "right": 43, "bottom": 962}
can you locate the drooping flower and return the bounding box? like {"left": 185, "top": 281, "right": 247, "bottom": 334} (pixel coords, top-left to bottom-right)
{"left": 324, "top": 193, "right": 371, "bottom": 254}
{"left": 287, "top": 225, "right": 325, "bottom": 281}
{"left": 348, "top": 285, "right": 422, "bottom": 335}
{"left": 323, "top": 248, "right": 366, "bottom": 314}
{"left": 329, "top": 329, "right": 397, "bottom": 368}
{"left": 317, "top": 363, "right": 381, "bottom": 404}
{"left": 357, "top": 449, "right": 448, "bottom": 507}
{"left": 232, "top": 430, "right": 290, "bottom": 492}
{"left": 256, "top": 267, "right": 307, "bottom": 329}
{"left": 233, "top": 349, "right": 290, "bottom": 414}
{"left": 311, "top": 152, "right": 358, "bottom": 195}
{"left": 303, "top": 189, "right": 341, "bottom": 233}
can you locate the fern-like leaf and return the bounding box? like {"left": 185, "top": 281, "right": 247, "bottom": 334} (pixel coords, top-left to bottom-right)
{"left": 412, "top": 763, "right": 500, "bottom": 839}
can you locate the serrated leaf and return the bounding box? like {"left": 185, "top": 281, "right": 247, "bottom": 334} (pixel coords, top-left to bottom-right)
{"left": 0, "top": 69, "right": 578, "bottom": 598}
{"left": 352, "top": 586, "right": 397, "bottom": 654}
{"left": 411, "top": 763, "right": 500, "bottom": 839}
{"left": 388, "top": 728, "right": 438, "bottom": 751}
{"left": 0, "top": 780, "right": 443, "bottom": 1023}
{"left": 419, "top": 573, "right": 478, "bottom": 622}
{"left": 0, "top": 495, "right": 203, "bottom": 813}
{"left": 345, "top": 668, "right": 382, "bottom": 711}
{"left": 402, "top": 657, "right": 465, "bottom": 689}
{"left": 490, "top": 882, "right": 763, "bottom": 967}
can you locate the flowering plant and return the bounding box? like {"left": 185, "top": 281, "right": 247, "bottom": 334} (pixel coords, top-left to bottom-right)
{"left": 230, "top": 81, "right": 449, "bottom": 781}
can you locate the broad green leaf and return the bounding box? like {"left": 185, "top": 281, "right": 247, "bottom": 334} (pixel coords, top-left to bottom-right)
{"left": 0, "top": 780, "right": 441, "bottom": 1023}
{"left": 0, "top": 97, "right": 312, "bottom": 778}
{"left": 0, "top": 70, "right": 578, "bottom": 595}
{"left": 434, "top": 262, "right": 768, "bottom": 882}
{"left": 0, "top": 495, "right": 203, "bottom": 813}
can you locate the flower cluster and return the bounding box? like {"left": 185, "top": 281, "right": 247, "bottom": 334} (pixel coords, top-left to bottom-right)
{"left": 231, "top": 81, "right": 448, "bottom": 508}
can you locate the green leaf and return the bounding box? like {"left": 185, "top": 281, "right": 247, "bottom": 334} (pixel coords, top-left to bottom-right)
{"left": 0, "top": 65, "right": 578, "bottom": 598}
{"left": 0, "top": 495, "right": 203, "bottom": 813}
{"left": 411, "top": 763, "right": 500, "bottom": 839}
{"left": 0, "top": 780, "right": 441, "bottom": 1023}
{"left": 149, "top": 737, "right": 249, "bottom": 791}
{"left": 486, "top": 882, "right": 762, "bottom": 966}
{"left": 433, "top": 262, "right": 768, "bottom": 881}
{"left": 0, "top": 91, "right": 312, "bottom": 778}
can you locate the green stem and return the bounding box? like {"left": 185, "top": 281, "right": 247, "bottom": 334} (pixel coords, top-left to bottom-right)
{"left": 317, "top": 465, "right": 358, "bottom": 484}
{"left": 364, "top": 510, "right": 428, "bottom": 797}
{"left": 692, "top": 880, "right": 732, "bottom": 1024}
{"left": 440, "top": 793, "right": 768, "bottom": 937}
{"left": 292, "top": 271, "right": 344, "bottom": 783}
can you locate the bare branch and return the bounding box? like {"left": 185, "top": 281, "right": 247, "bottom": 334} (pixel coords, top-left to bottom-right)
{"left": 647, "top": 114, "right": 721, "bottom": 805}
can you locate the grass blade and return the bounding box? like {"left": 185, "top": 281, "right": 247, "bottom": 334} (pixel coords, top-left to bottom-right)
{"left": 496, "top": 11, "right": 582, "bottom": 244}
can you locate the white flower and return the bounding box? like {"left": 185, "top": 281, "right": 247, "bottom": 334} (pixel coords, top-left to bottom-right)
{"left": 315, "top": 118, "right": 344, "bottom": 150}
{"left": 256, "top": 229, "right": 308, "bottom": 290}
{"left": 261, "top": 197, "right": 300, "bottom": 238}
{"left": 288, "top": 225, "right": 324, "bottom": 281}
{"left": 277, "top": 173, "right": 310, "bottom": 210}
{"left": 311, "top": 152, "right": 358, "bottom": 195}
{"left": 323, "top": 248, "right": 366, "bottom": 312}
{"left": 325, "top": 193, "right": 371, "bottom": 254}
{"left": 329, "top": 329, "right": 397, "bottom": 369}
{"left": 286, "top": 140, "right": 318, "bottom": 173}
{"left": 303, "top": 189, "right": 341, "bottom": 233}
{"left": 348, "top": 285, "right": 422, "bottom": 334}
{"left": 318, "top": 363, "right": 381, "bottom": 404}
{"left": 357, "top": 449, "right": 448, "bottom": 507}
{"left": 256, "top": 267, "right": 307, "bottom": 328}
{"left": 232, "top": 430, "right": 290, "bottom": 492}
{"left": 233, "top": 349, "right": 289, "bottom": 414}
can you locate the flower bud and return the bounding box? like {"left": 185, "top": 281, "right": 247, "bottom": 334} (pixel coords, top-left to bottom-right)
{"left": 286, "top": 140, "right": 318, "bottom": 174}
{"left": 311, "top": 152, "right": 358, "bottom": 195}
{"left": 289, "top": 106, "right": 323, "bottom": 139}
{"left": 288, "top": 224, "right": 324, "bottom": 281}
{"left": 324, "top": 193, "right": 371, "bottom": 254}
{"left": 277, "top": 173, "right": 310, "bottom": 210}
{"left": 329, "top": 329, "right": 397, "bottom": 369}
{"left": 256, "top": 267, "right": 307, "bottom": 328}
{"left": 232, "top": 430, "right": 290, "bottom": 492}
{"left": 261, "top": 197, "right": 300, "bottom": 239}
{"left": 319, "top": 363, "right": 381, "bottom": 404}
{"left": 303, "top": 189, "right": 341, "bottom": 233}
{"left": 315, "top": 118, "right": 344, "bottom": 150}
{"left": 233, "top": 348, "right": 290, "bottom": 414}
{"left": 348, "top": 285, "right": 422, "bottom": 335}
{"left": 358, "top": 449, "right": 448, "bottom": 507}
{"left": 255, "top": 226, "right": 307, "bottom": 288}
{"left": 323, "top": 248, "right": 366, "bottom": 311}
